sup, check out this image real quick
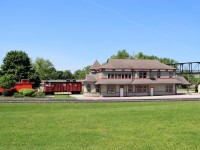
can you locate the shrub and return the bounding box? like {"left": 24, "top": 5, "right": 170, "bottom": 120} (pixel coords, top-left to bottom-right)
{"left": 33, "top": 92, "right": 46, "bottom": 98}
{"left": 0, "top": 74, "right": 16, "bottom": 89}
{"left": 2, "top": 89, "right": 12, "bottom": 96}
{"left": 11, "top": 89, "right": 17, "bottom": 95}
{"left": 19, "top": 88, "right": 35, "bottom": 97}
{"left": 13, "top": 93, "right": 24, "bottom": 98}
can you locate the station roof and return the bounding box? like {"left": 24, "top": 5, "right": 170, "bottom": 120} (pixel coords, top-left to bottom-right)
{"left": 100, "top": 59, "right": 175, "bottom": 70}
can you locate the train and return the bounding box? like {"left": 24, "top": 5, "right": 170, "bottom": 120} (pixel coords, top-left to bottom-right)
{"left": 0, "top": 79, "right": 82, "bottom": 95}
{"left": 0, "top": 79, "right": 33, "bottom": 93}
{"left": 40, "top": 80, "right": 82, "bottom": 94}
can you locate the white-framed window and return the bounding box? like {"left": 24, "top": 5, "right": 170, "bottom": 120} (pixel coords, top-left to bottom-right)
{"left": 166, "top": 85, "right": 173, "bottom": 93}
{"left": 157, "top": 71, "right": 161, "bottom": 78}
{"left": 169, "top": 72, "right": 173, "bottom": 78}
{"left": 139, "top": 72, "right": 147, "bottom": 78}
{"left": 135, "top": 85, "right": 149, "bottom": 93}
{"left": 128, "top": 85, "right": 133, "bottom": 93}
{"left": 95, "top": 85, "right": 100, "bottom": 93}
{"left": 107, "top": 73, "right": 132, "bottom": 79}
{"left": 107, "top": 85, "right": 116, "bottom": 93}
{"left": 143, "top": 85, "right": 148, "bottom": 93}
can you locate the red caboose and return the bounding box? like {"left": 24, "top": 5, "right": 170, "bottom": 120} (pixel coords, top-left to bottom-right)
{"left": 15, "top": 79, "right": 33, "bottom": 91}
{"left": 42, "top": 80, "right": 82, "bottom": 94}
{"left": 0, "top": 79, "right": 33, "bottom": 93}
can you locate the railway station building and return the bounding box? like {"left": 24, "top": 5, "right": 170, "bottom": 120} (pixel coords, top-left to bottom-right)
{"left": 83, "top": 59, "right": 190, "bottom": 97}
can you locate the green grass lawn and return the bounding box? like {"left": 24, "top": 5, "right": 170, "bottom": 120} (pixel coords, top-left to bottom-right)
{"left": 51, "top": 94, "right": 75, "bottom": 99}
{"left": 1, "top": 102, "right": 200, "bottom": 150}
{"left": 177, "top": 88, "right": 196, "bottom": 93}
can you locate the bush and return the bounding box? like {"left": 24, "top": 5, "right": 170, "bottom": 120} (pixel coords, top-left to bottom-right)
{"left": 13, "top": 93, "right": 24, "bottom": 98}
{"left": 11, "top": 89, "right": 17, "bottom": 95}
{"left": 19, "top": 88, "right": 35, "bottom": 97}
{"left": 2, "top": 89, "right": 13, "bottom": 96}
{"left": 0, "top": 74, "right": 16, "bottom": 89}
{"left": 33, "top": 92, "right": 46, "bottom": 98}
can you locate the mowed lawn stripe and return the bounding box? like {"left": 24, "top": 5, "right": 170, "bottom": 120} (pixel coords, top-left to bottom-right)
{"left": 0, "top": 102, "right": 200, "bottom": 150}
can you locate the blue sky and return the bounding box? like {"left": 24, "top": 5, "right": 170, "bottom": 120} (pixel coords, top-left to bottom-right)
{"left": 0, "top": 0, "right": 199, "bottom": 72}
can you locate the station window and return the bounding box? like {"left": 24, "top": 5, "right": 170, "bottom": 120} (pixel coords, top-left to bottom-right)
{"left": 95, "top": 85, "right": 100, "bottom": 93}
{"left": 139, "top": 72, "right": 147, "bottom": 78}
{"left": 157, "top": 71, "right": 161, "bottom": 78}
{"left": 135, "top": 85, "right": 149, "bottom": 93}
{"left": 169, "top": 72, "right": 173, "bottom": 78}
{"left": 166, "top": 85, "right": 173, "bottom": 93}
{"left": 107, "top": 85, "right": 116, "bottom": 93}
{"left": 107, "top": 73, "right": 132, "bottom": 79}
{"left": 128, "top": 85, "right": 133, "bottom": 93}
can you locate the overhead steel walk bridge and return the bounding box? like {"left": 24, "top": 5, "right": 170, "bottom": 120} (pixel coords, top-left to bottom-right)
{"left": 168, "top": 62, "right": 200, "bottom": 74}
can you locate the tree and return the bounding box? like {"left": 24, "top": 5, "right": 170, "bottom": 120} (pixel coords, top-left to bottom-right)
{"left": 182, "top": 74, "right": 198, "bottom": 85}
{"left": 74, "top": 69, "right": 85, "bottom": 80}
{"left": 62, "top": 70, "right": 73, "bottom": 79}
{"left": 134, "top": 52, "right": 178, "bottom": 64}
{"left": 1, "top": 50, "right": 33, "bottom": 81}
{"left": 134, "top": 52, "right": 158, "bottom": 60}
{"left": 0, "top": 74, "right": 16, "bottom": 89}
{"left": 51, "top": 71, "right": 63, "bottom": 80}
{"left": 111, "top": 50, "right": 133, "bottom": 59}
{"left": 28, "top": 71, "right": 41, "bottom": 88}
{"left": 74, "top": 66, "right": 91, "bottom": 79}
{"left": 34, "top": 57, "right": 56, "bottom": 80}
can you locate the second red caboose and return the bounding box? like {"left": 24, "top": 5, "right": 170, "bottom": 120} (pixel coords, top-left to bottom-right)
{"left": 41, "top": 80, "right": 82, "bottom": 94}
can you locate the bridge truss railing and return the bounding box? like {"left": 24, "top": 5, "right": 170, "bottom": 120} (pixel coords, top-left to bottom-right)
{"left": 168, "top": 62, "right": 200, "bottom": 74}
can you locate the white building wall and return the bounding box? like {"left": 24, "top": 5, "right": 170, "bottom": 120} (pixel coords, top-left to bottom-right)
{"left": 83, "top": 82, "right": 96, "bottom": 93}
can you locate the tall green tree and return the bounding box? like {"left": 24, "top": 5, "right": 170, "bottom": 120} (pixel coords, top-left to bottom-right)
{"left": 1, "top": 50, "right": 33, "bottom": 81}
{"left": 134, "top": 52, "right": 177, "bottom": 64}
{"left": 74, "top": 66, "right": 91, "bottom": 80}
{"left": 0, "top": 74, "right": 16, "bottom": 89}
{"left": 111, "top": 50, "right": 133, "bottom": 59}
{"left": 134, "top": 52, "right": 158, "bottom": 60}
{"left": 51, "top": 71, "right": 64, "bottom": 79}
{"left": 34, "top": 57, "right": 56, "bottom": 80}
{"left": 62, "top": 70, "right": 73, "bottom": 79}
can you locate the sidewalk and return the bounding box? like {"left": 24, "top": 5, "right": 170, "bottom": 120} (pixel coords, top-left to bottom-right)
{"left": 73, "top": 93, "right": 200, "bottom": 101}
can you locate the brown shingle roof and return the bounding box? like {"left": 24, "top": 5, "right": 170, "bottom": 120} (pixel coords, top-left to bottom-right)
{"left": 176, "top": 76, "right": 191, "bottom": 85}
{"left": 95, "top": 79, "right": 132, "bottom": 85}
{"left": 131, "top": 78, "right": 182, "bottom": 84}
{"left": 83, "top": 74, "right": 98, "bottom": 82}
{"left": 100, "top": 59, "right": 175, "bottom": 70}
{"left": 95, "top": 78, "right": 187, "bottom": 85}
{"left": 90, "top": 60, "right": 101, "bottom": 70}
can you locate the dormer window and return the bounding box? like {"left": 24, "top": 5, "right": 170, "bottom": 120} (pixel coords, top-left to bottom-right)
{"left": 139, "top": 71, "right": 147, "bottom": 78}
{"left": 169, "top": 72, "right": 173, "bottom": 78}
{"left": 157, "top": 71, "right": 161, "bottom": 78}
